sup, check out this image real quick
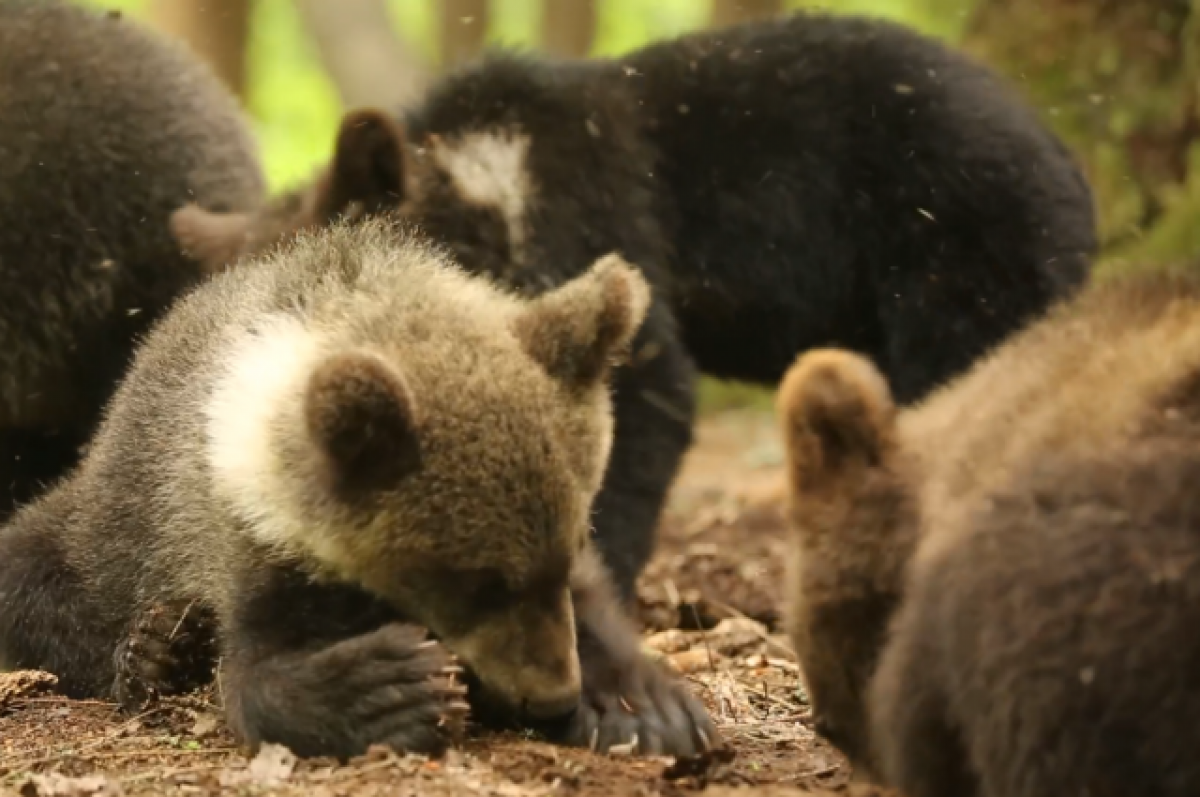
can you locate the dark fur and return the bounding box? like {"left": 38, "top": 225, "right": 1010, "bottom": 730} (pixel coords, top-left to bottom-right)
{"left": 0, "top": 0, "right": 264, "bottom": 517}
{"left": 0, "top": 220, "right": 716, "bottom": 760}
{"left": 172, "top": 12, "right": 1095, "bottom": 609}
{"left": 781, "top": 271, "right": 1200, "bottom": 796}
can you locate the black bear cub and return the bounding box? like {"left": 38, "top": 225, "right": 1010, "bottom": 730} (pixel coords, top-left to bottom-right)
{"left": 781, "top": 269, "right": 1200, "bottom": 796}
{"left": 0, "top": 0, "right": 265, "bottom": 518}
{"left": 0, "top": 219, "right": 715, "bottom": 760}
{"left": 173, "top": 11, "right": 1097, "bottom": 618}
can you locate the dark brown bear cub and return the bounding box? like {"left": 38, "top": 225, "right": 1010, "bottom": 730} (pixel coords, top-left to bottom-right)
{"left": 0, "top": 0, "right": 264, "bottom": 517}
{"left": 780, "top": 271, "right": 1200, "bottom": 796}
{"left": 0, "top": 219, "right": 715, "bottom": 760}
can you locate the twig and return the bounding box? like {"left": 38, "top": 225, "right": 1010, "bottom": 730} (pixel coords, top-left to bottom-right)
{"left": 686, "top": 604, "right": 719, "bottom": 674}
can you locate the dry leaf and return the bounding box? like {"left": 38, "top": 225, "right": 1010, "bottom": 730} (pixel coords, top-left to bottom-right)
{"left": 18, "top": 773, "right": 119, "bottom": 797}
{"left": 219, "top": 743, "right": 296, "bottom": 788}
{"left": 643, "top": 629, "right": 692, "bottom": 654}
{"left": 188, "top": 711, "right": 221, "bottom": 739}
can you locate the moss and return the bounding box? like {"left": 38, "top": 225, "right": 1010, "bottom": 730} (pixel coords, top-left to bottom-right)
{"left": 962, "top": 0, "right": 1198, "bottom": 266}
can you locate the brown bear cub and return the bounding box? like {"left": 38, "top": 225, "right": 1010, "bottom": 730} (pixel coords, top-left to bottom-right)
{"left": 780, "top": 270, "right": 1200, "bottom": 796}
{"left": 0, "top": 218, "right": 715, "bottom": 761}
{"left": 0, "top": 0, "right": 264, "bottom": 518}
{"left": 171, "top": 15, "right": 1096, "bottom": 762}
{"left": 170, "top": 10, "right": 1096, "bottom": 624}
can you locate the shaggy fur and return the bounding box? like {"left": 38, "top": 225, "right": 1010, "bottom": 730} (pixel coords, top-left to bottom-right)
{"left": 0, "top": 219, "right": 715, "bottom": 760}
{"left": 0, "top": 0, "right": 265, "bottom": 517}
{"left": 781, "top": 269, "right": 1200, "bottom": 796}
{"left": 170, "top": 12, "right": 1095, "bottom": 607}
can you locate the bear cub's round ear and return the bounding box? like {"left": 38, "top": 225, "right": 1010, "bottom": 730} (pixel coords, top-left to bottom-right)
{"left": 316, "top": 108, "right": 409, "bottom": 224}
{"left": 512, "top": 253, "right": 652, "bottom": 390}
{"left": 304, "top": 350, "right": 422, "bottom": 493}
{"left": 170, "top": 204, "right": 254, "bottom": 275}
{"left": 777, "top": 349, "right": 897, "bottom": 493}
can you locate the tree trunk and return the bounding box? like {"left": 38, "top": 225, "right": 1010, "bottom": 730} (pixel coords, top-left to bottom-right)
{"left": 150, "top": 0, "right": 251, "bottom": 101}
{"left": 961, "top": 0, "right": 1200, "bottom": 265}
{"left": 710, "top": 0, "right": 782, "bottom": 29}
{"left": 440, "top": 0, "right": 490, "bottom": 70}
{"left": 294, "top": 0, "right": 429, "bottom": 111}
{"left": 541, "top": 0, "right": 596, "bottom": 58}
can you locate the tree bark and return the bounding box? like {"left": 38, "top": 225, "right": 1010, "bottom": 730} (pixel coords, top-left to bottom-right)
{"left": 961, "top": 0, "right": 1200, "bottom": 264}
{"left": 541, "top": 0, "right": 597, "bottom": 58}
{"left": 440, "top": 0, "right": 490, "bottom": 70}
{"left": 294, "top": 0, "right": 429, "bottom": 111}
{"left": 710, "top": 0, "right": 782, "bottom": 29}
{"left": 150, "top": 0, "right": 251, "bottom": 101}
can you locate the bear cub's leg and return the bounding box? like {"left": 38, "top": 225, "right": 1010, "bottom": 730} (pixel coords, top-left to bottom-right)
{"left": 0, "top": 516, "right": 128, "bottom": 698}
{"left": 112, "top": 599, "right": 219, "bottom": 712}
{"left": 217, "top": 562, "right": 468, "bottom": 760}
{"left": 551, "top": 549, "right": 718, "bottom": 756}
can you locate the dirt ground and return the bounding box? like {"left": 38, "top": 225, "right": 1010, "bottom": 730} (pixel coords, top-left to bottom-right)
{"left": 0, "top": 409, "right": 888, "bottom": 797}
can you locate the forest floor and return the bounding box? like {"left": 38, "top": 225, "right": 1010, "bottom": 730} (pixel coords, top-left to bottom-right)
{"left": 0, "top": 408, "right": 894, "bottom": 797}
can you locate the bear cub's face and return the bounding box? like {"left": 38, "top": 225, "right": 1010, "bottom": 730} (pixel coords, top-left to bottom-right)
{"left": 171, "top": 110, "right": 531, "bottom": 287}
{"left": 254, "top": 248, "right": 650, "bottom": 724}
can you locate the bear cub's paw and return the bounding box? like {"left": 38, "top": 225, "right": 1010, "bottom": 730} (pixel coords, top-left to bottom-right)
{"left": 112, "top": 600, "right": 219, "bottom": 713}
{"left": 237, "top": 623, "right": 469, "bottom": 760}
{"left": 560, "top": 643, "right": 719, "bottom": 758}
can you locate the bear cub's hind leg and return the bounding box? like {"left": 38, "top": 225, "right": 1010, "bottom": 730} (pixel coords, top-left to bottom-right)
{"left": 112, "top": 599, "right": 219, "bottom": 713}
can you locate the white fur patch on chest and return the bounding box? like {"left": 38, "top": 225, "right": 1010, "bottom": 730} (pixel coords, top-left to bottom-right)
{"left": 432, "top": 130, "right": 533, "bottom": 261}
{"left": 204, "top": 314, "right": 324, "bottom": 549}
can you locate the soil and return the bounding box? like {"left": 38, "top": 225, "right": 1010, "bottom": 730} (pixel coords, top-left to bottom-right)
{"left": 0, "top": 409, "right": 890, "bottom": 797}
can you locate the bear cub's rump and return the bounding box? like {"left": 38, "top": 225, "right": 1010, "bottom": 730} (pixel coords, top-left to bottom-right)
{"left": 0, "top": 0, "right": 264, "bottom": 517}
{"left": 0, "top": 219, "right": 715, "bottom": 760}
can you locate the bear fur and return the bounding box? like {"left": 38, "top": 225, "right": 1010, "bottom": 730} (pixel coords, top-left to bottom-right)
{"left": 170, "top": 11, "right": 1097, "bottom": 609}
{"left": 0, "top": 218, "right": 716, "bottom": 760}
{"left": 0, "top": 0, "right": 265, "bottom": 517}
{"left": 780, "top": 268, "right": 1200, "bottom": 796}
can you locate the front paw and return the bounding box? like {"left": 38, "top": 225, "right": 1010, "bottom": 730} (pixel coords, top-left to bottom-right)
{"left": 562, "top": 651, "right": 718, "bottom": 757}
{"left": 112, "top": 600, "right": 218, "bottom": 713}
{"left": 231, "top": 624, "right": 469, "bottom": 760}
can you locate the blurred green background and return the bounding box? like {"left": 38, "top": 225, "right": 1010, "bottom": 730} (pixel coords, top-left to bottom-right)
{"left": 72, "top": 0, "right": 1200, "bottom": 411}
{"left": 77, "top": 0, "right": 970, "bottom": 192}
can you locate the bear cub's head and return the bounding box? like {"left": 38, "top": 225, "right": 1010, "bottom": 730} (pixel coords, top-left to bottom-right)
{"left": 210, "top": 222, "right": 650, "bottom": 723}
{"left": 172, "top": 104, "right": 558, "bottom": 285}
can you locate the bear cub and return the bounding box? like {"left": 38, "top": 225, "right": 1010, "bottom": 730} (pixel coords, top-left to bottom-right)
{"left": 0, "top": 219, "right": 715, "bottom": 760}
{"left": 172, "top": 10, "right": 1097, "bottom": 613}
{"left": 780, "top": 269, "right": 1200, "bottom": 796}
{"left": 0, "top": 0, "right": 264, "bottom": 518}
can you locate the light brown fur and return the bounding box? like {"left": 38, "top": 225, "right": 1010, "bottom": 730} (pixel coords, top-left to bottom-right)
{"left": 781, "top": 269, "right": 1200, "bottom": 796}
{"left": 0, "top": 219, "right": 718, "bottom": 760}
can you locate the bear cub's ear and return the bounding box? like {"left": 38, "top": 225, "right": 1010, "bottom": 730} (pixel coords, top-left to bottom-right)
{"left": 315, "top": 108, "right": 409, "bottom": 223}
{"left": 777, "top": 349, "right": 897, "bottom": 494}
{"left": 304, "top": 351, "right": 422, "bottom": 493}
{"left": 170, "top": 204, "right": 254, "bottom": 275}
{"left": 512, "top": 253, "right": 652, "bottom": 390}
